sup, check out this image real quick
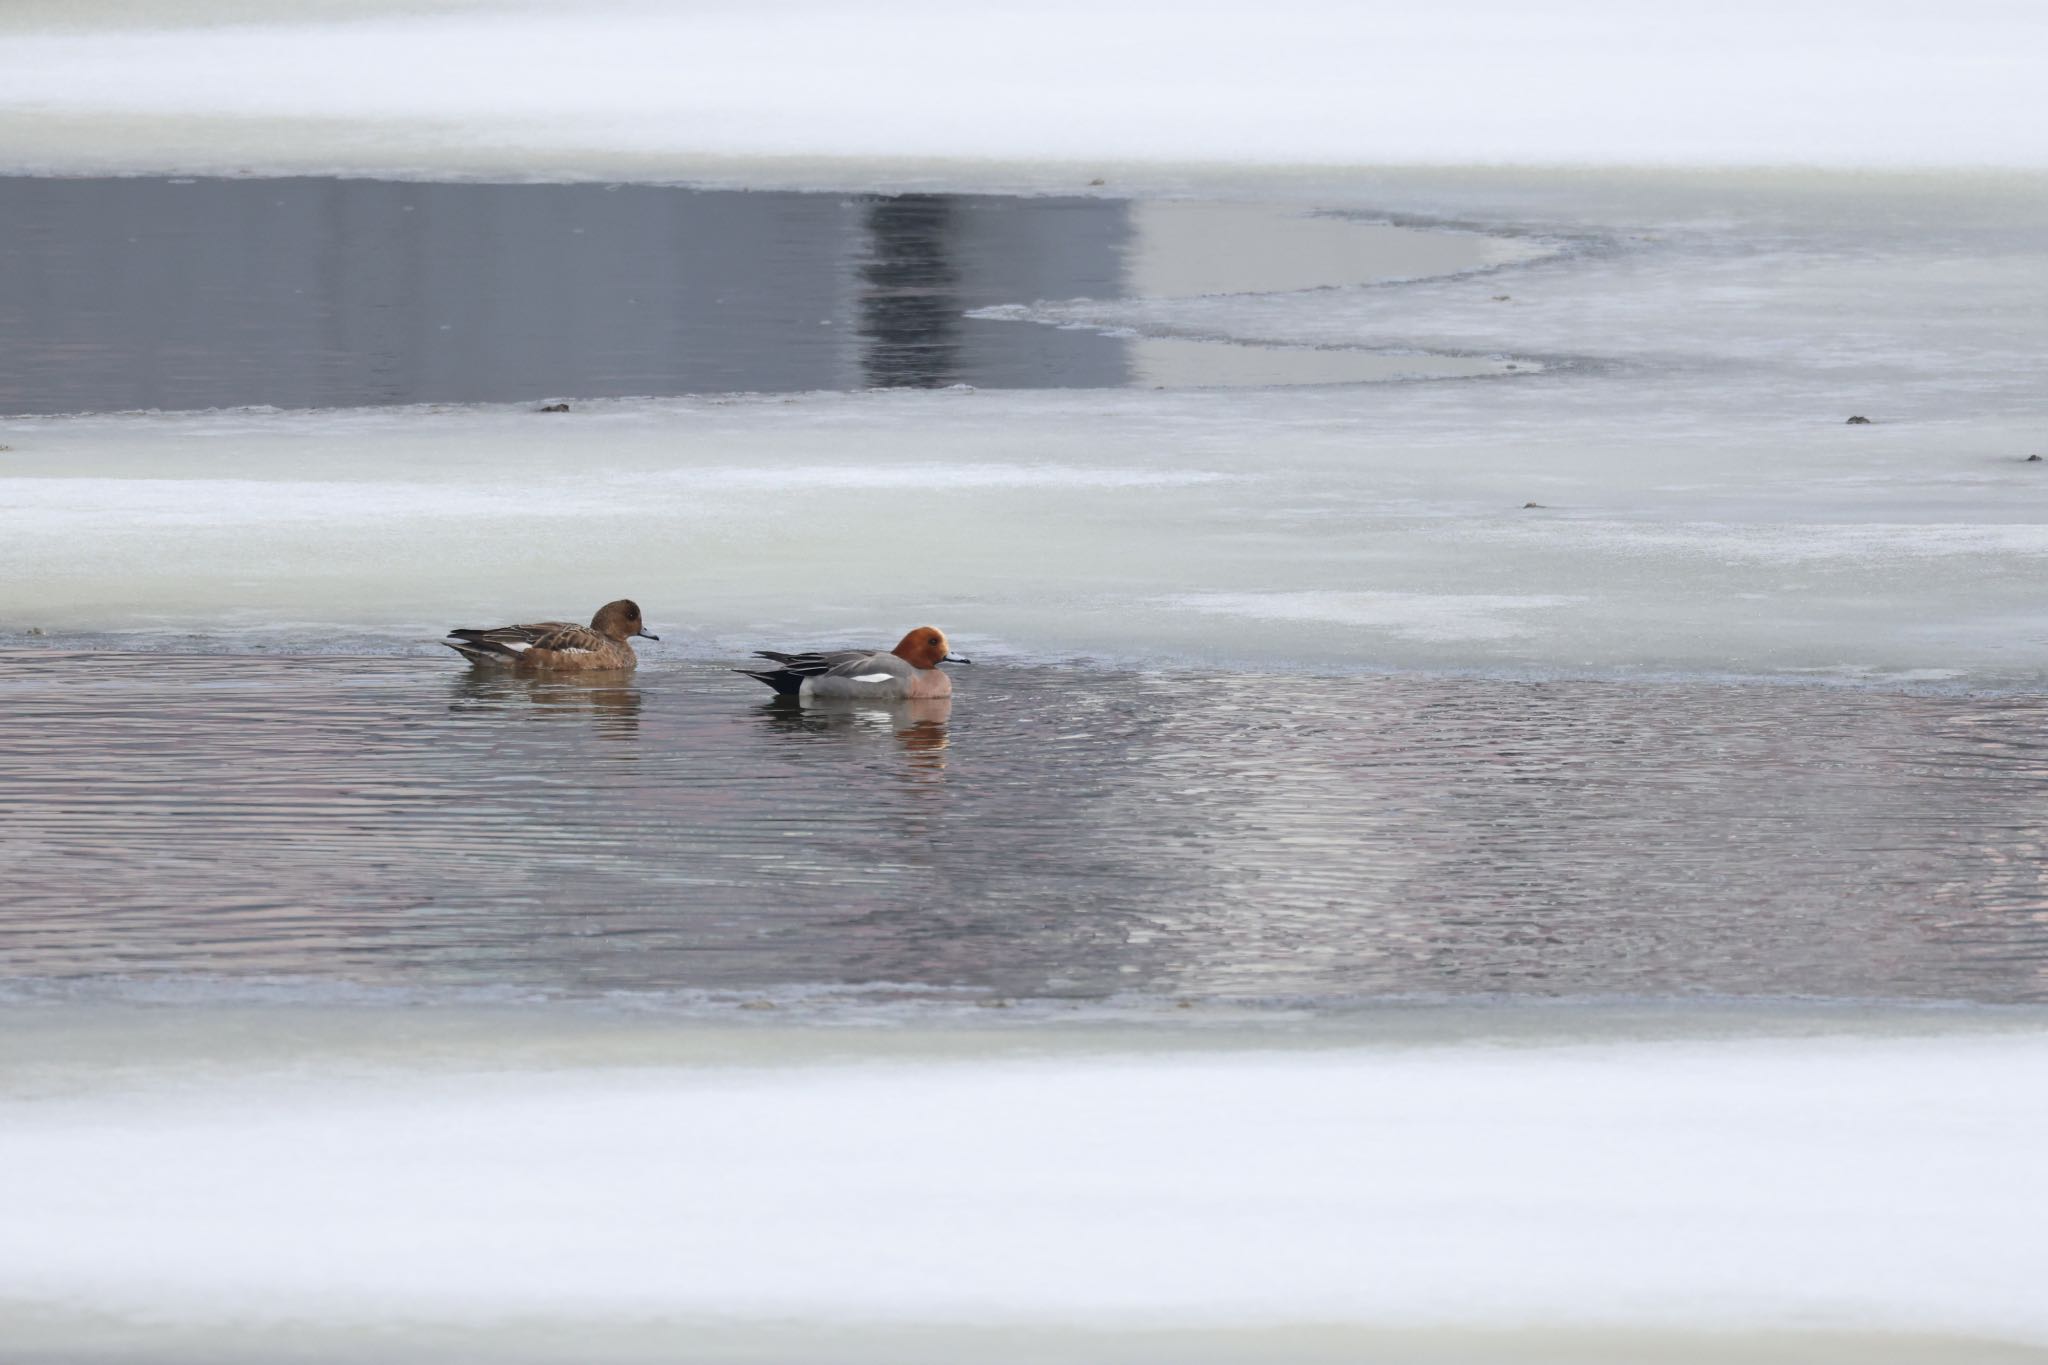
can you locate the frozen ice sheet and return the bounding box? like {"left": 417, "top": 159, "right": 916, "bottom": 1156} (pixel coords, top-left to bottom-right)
{"left": 0, "top": 1, "right": 2044, "bottom": 183}
{"left": 1, "top": 1007, "right": 2044, "bottom": 1351}
{"left": 2, "top": 171, "right": 2044, "bottom": 682}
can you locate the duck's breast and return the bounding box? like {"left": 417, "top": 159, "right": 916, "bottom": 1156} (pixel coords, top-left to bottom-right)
{"left": 906, "top": 668, "right": 952, "bottom": 699}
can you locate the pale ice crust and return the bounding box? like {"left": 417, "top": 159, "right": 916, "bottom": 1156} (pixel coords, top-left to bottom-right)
{"left": 1168, "top": 592, "right": 1588, "bottom": 643}
{"left": 1, "top": 1016, "right": 2045, "bottom": 1344}
{"left": 0, "top": 1, "right": 2044, "bottom": 180}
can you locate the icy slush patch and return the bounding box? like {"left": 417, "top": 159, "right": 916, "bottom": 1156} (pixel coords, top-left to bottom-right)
{"left": 636, "top": 462, "right": 1238, "bottom": 492}
{"left": 1473, "top": 520, "right": 2048, "bottom": 564}
{"left": 0, "top": 463, "right": 1233, "bottom": 528}
{"left": 1167, "top": 591, "right": 1582, "bottom": 642}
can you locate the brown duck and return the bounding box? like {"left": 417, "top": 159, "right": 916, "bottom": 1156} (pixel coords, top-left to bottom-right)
{"left": 443, "top": 599, "right": 657, "bottom": 673}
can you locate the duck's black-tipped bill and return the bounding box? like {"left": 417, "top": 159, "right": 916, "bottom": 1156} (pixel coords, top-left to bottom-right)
{"left": 637, "top": 630, "right": 660, "bottom": 641}
{"left": 943, "top": 653, "right": 973, "bottom": 665}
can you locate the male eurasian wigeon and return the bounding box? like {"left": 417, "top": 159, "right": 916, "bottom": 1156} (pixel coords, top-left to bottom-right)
{"left": 443, "top": 599, "right": 657, "bottom": 673}
{"left": 740, "top": 626, "right": 969, "bottom": 700}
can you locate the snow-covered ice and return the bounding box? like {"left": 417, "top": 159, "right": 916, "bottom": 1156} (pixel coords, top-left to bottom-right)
{"left": 1, "top": 1009, "right": 2045, "bottom": 1351}
{"left": 0, "top": 1, "right": 2044, "bottom": 181}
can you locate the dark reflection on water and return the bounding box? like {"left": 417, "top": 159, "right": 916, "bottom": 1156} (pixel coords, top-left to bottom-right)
{"left": 753, "top": 695, "right": 954, "bottom": 774}
{"left": 1, "top": 650, "right": 2044, "bottom": 1004}
{"left": 0, "top": 177, "right": 1131, "bottom": 414}
{"left": 449, "top": 672, "right": 645, "bottom": 743}
{"left": 858, "top": 195, "right": 963, "bottom": 389}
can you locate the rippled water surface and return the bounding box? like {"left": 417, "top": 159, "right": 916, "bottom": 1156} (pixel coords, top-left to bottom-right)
{"left": 4, "top": 650, "right": 2044, "bottom": 1005}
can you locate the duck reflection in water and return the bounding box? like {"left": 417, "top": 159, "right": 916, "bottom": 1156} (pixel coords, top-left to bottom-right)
{"left": 755, "top": 695, "right": 951, "bottom": 774}
{"left": 447, "top": 672, "right": 643, "bottom": 743}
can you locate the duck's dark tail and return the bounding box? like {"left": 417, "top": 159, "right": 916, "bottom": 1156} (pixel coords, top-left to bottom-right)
{"left": 443, "top": 635, "right": 520, "bottom": 666}
{"left": 736, "top": 666, "right": 805, "bottom": 695}
{"left": 737, "top": 649, "right": 836, "bottom": 695}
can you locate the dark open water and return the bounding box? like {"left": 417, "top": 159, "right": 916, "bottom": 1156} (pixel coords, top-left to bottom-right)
{"left": 4, "top": 650, "right": 2043, "bottom": 1005}
{"left": 0, "top": 177, "right": 1507, "bottom": 413}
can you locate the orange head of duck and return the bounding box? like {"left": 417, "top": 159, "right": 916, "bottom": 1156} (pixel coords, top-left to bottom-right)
{"left": 590, "top": 599, "right": 659, "bottom": 642}
{"left": 890, "top": 626, "right": 970, "bottom": 670}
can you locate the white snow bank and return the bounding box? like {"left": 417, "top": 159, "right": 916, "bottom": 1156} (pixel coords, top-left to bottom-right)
{"left": 2, "top": 1017, "right": 2044, "bottom": 1342}
{"left": 0, "top": 1, "right": 2044, "bottom": 181}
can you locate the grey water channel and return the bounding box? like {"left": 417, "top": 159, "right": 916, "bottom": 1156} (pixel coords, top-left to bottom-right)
{"left": 3, "top": 650, "right": 2044, "bottom": 1008}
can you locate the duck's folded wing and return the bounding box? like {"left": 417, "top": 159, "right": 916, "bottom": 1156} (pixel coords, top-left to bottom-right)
{"left": 447, "top": 620, "right": 571, "bottom": 647}
{"left": 444, "top": 619, "right": 573, "bottom": 662}
{"left": 822, "top": 652, "right": 911, "bottom": 683}
{"left": 525, "top": 624, "right": 610, "bottom": 656}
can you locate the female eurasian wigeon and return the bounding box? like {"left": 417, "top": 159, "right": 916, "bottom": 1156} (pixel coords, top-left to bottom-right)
{"left": 740, "top": 626, "right": 969, "bottom": 700}
{"left": 443, "top": 599, "right": 657, "bottom": 673}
